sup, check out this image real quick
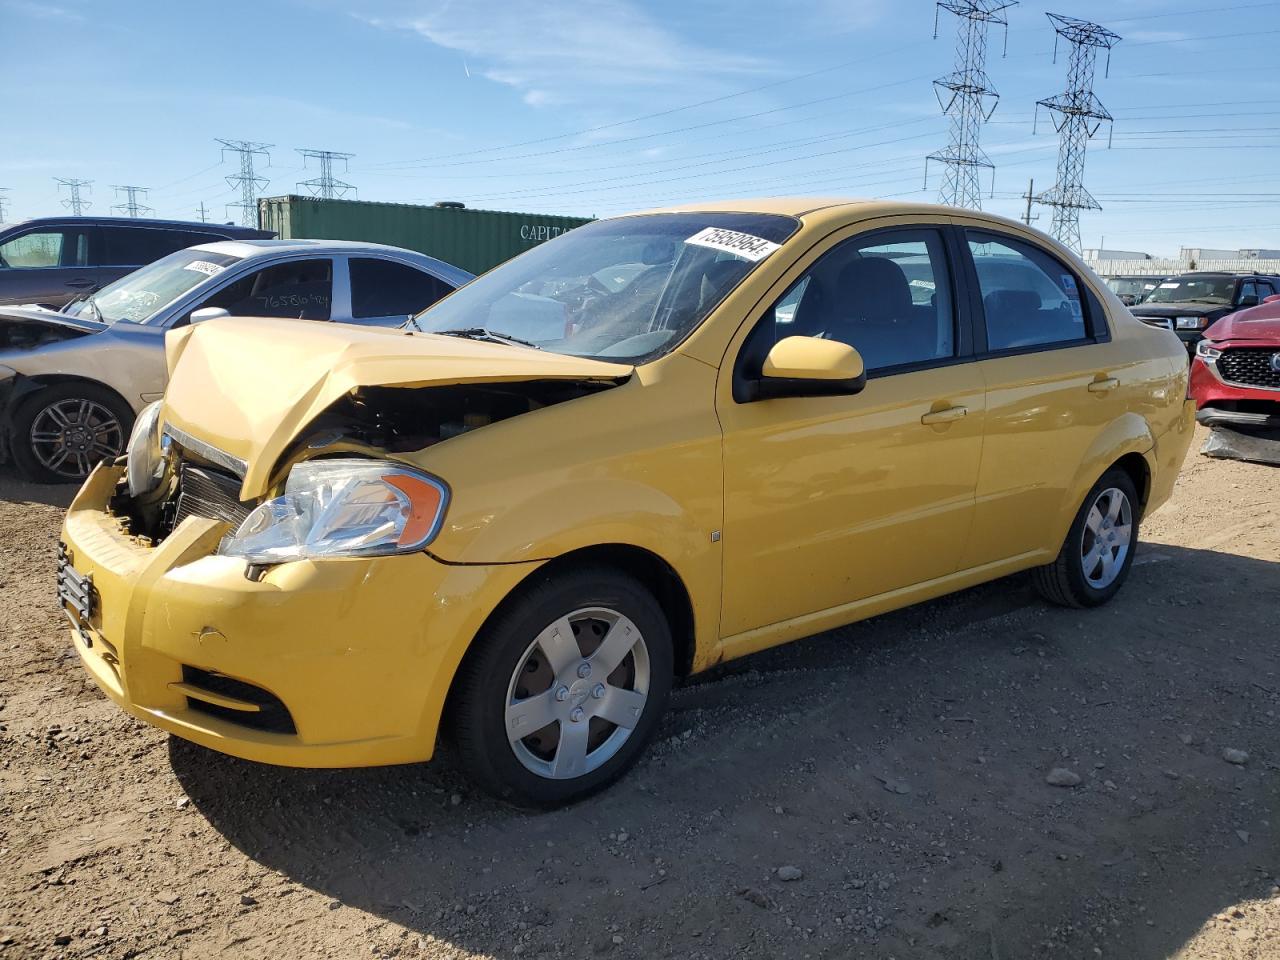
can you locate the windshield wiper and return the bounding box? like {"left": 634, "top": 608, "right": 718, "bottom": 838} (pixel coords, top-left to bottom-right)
{"left": 83, "top": 298, "right": 104, "bottom": 324}
{"left": 432, "top": 327, "right": 542, "bottom": 350}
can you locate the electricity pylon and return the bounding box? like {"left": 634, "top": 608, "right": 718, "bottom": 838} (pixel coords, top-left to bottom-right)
{"left": 111, "top": 185, "right": 153, "bottom": 218}
{"left": 1033, "top": 14, "right": 1121, "bottom": 253}
{"left": 55, "top": 178, "right": 93, "bottom": 215}
{"left": 926, "top": 0, "right": 1016, "bottom": 210}
{"left": 217, "top": 139, "right": 272, "bottom": 227}
{"left": 0, "top": 188, "right": 9, "bottom": 222}
{"left": 296, "top": 149, "right": 356, "bottom": 200}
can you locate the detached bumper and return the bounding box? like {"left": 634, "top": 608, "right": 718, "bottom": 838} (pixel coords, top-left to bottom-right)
{"left": 59, "top": 465, "right": 541, "bottom": 767}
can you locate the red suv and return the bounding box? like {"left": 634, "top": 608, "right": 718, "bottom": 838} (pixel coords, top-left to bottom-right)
{"left": 1189, "top": 296, "right": 1280, "bottom": 431}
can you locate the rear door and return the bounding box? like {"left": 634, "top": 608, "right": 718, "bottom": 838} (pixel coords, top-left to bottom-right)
{"left": 956, "top": 226, "right": 1123, "bottom": 569}
{"left": 0, "top": 224, "right": 95, "bottom": 306}
{"left": 345, "top": 256, "right": 456, "bottom": 327}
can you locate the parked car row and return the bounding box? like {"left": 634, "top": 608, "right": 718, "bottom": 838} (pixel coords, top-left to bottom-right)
{"left": 52, "top": 198, "right": 1197, "bottom": 806}
{"left": 0, "top": 239, "right": 471, "bottom": 481}
{"left": 1130, "top": 270, "right": 1280, "bottom": 353}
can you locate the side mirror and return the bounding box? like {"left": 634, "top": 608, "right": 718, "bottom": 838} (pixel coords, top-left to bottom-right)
{"left": 189, "top": 307, "right": 230, "bottom": 325}
{"left": 751, "top": 336, "right": 866, "bottom": 400}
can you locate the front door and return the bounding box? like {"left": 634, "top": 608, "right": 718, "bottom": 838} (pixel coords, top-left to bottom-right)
{"left": 716, "top": 224, "right": 985, "bottom": 640}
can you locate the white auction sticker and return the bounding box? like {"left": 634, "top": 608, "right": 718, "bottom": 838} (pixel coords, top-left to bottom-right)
{"left": 685, "top": 227, "right": 781, "bottom": 262}
{"left": 184, "top": 260, "right": 225, "bottom": 277}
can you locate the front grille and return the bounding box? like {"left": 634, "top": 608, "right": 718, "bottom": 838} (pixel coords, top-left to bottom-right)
{"left": 175, "top": 463, "right": 252, "bottom": 528}
{"left": 1218, "top": 348, "right": 1280, "bottom": 389}
{"left": 1136, "top": 315, "right": 1172, "bottom": 330}
{"left": 181, "top": 666, "right": 297, "bottom": 735}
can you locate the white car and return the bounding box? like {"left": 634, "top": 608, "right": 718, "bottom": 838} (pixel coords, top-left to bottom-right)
{"left": 0, "top": 240, "right": 472, "bottom": 482}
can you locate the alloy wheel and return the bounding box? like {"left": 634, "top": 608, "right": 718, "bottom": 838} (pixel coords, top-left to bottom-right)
{"left": 504, "top": 607, "right": 651, "bottom": 781}
{"left": 1080, "top": 486, "right": 1133, "bottom": 589}
{"left": 28, "top": 398, "right": 124, "bottom": 480}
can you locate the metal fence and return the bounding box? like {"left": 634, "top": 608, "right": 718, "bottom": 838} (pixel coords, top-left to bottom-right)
{"left": 1085, "top": 258, "right": 1280, "bottom": 278}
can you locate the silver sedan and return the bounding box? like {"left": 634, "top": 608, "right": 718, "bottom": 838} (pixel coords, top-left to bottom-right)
{"left": 0, "top": 240, "right": 472, "bottom": 482}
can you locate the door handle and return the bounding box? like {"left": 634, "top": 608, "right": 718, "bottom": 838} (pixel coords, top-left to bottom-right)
{"left": 920, "top": 405, "right": 968, "bottom": 425}
{"left": 65, "top": 279, "right": 95, "bottom": 289}
{"left": 1088, "top": 377, "right": 1120, "bottom": 394}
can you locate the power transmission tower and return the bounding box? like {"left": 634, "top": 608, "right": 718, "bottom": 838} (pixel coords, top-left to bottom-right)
{"left": 1032, "top": 14, "right": 1121, "bottom": 253}
{"left": 0, "top": 188, "right": 10, "bottom": 222}
{"left": 111, "top": 185, "right": 153, "bottom": 218}
{"left": 55, "top": 178, "right": 93, "bottom": 215}
{"left": 925, "top": 0, "right": 1015, "bottom": 210}
{"left": 296, "top": 149, "right": 356, "bottom": 200}
{"left": 196, "top": 202, "right": 210, "bottom": 222}
{"left": 217, "top": 138, "right": 272, "bottom": 226}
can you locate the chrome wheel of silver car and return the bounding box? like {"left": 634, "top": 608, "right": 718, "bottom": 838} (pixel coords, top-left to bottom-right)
{"left": 28, "top": 398, "right": 125, "bottom": 480}
{"left": 504, "top": 606, "right": 651, "bottom": 781}
{"left": 1081, "top": 486, "right": 1133, "bottom": 589}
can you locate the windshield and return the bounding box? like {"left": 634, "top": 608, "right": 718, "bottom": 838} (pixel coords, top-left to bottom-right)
{"left": 1144, "top": 275, "right": 1235, "bottom": 305}
{"left": 65, "top": 249, "right": 241, "bottom": 324}
{"left": 413, "top": 212, "right": 800, "bottom": 361}
{"left": 1107, "top": 277, "right": 1160, "bottom": 300}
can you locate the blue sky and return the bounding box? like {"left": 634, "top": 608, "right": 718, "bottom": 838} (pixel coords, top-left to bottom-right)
{"left": 3, "top": 0, "right": 1279, "bottom": 254}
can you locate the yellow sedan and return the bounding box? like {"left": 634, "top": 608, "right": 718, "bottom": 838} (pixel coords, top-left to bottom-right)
{"left": 57, "top": 199, "right": 1195, "bottom": 806}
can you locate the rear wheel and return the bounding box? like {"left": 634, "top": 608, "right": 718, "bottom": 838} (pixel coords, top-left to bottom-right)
{"left": 10, "top": 383, "right": 133, "bottom": 484}
{"left": 1032, "top": 468, "right": 1140, "bottom": 608}
{"left": 449, "top": 568, "right": 673, "bottom": 808}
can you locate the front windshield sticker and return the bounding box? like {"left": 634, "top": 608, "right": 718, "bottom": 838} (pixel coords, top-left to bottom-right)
{"left": 684, "top": 227, "right": 781, "bottom": 263}
{"left": 1159, "top": 282, "right": 1179, "bottom": 288}
{"left": 183, "top": 260, "right": 225, "bottom": 277}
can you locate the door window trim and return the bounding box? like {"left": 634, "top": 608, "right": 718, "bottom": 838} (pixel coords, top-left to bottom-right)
{"left": 731, "top": 222, "right": 976, "bottom": 402}
{"left": 959, "top": 226, "right": 1111, "bottom": 361}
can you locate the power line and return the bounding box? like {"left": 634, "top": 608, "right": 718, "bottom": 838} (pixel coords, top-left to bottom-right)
{"left": 1033, "top": 14, "right": 1122, "bottom": 253}
{"left": 196, "top": 202, "right": 210, "bottom": 223}
{"left": 217, "top": 139, "right": 272, "bottom": 227}
{"left": 111, "top": 185, "right": 153, "bottom": 218}
{"left": 926, "top": 0, "right": 1016, "bottom": 210}
{"left": 55, "top": 177, "right": 92, "bottom": 216}
{"left": 296, "top": 149, "right": 356, "bottom": 199}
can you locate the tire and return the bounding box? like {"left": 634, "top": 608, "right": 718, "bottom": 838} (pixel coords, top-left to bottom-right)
{"left": 10, "top": 382, "right": 134, "bottom": 484}
{"left": 448, "top": 567, "right": 674, "bottom": 808}
{"left": 1032, "top": 468, "right": 1141, "bottom": 609}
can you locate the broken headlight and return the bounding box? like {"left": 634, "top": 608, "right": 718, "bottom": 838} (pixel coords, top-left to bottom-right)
{"left": 218, "top": 459, "right": 449, "bottom": 564}
{"left": 125, "top": 401, "right": 165, "bottom": 497}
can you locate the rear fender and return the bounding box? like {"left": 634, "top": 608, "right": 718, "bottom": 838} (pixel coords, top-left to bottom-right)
{"left": 1054, "top": 412, "right": 1156, "bottom": 545}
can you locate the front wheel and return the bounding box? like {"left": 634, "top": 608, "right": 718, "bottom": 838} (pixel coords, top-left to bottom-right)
{"left": 10, "top": 383, "right": 134, "bottom": 484}
{"left": 1032, "top": 468, "right": 1140, "bottom": 608}
{"left": 448, "top": 568, "right": 673, "bottom": 808}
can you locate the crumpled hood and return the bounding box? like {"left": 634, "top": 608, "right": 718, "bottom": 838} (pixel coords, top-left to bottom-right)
{"left": 1131, "top": 303, "right": 1231, "bottom": 319}
{"left": 0, "top": 303, "right": 107, "bottom": 334}
{"left": 1204, "top": 304, "right": 1280, "bottom": 344}
{"left": 162, "top": 315, "right": 633, "bottom": 497}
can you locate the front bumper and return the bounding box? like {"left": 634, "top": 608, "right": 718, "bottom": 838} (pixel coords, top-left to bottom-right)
{"left": 1189, "top": 354, "right": 1280, "bottom": 426}
{"left": 59, "top": 465, "right": 541, "bottom": 767}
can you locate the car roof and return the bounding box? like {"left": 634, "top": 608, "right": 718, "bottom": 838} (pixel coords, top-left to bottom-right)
{"left": 632, "top": 196, "right": 1038, "bottom": 235}
{"left": 3, "top": 215, "right": 264, "bottom": 232}
{"left": 185, "top": 239, "right": 474, "bottom": 282}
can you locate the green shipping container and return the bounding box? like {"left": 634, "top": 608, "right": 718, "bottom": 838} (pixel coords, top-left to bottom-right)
{"left": 257, "top": 196, "right": 592, "bottom": 275}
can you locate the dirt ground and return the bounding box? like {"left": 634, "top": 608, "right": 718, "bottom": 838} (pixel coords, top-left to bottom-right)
{"left": 2, "top": 426, "right": 1279, "bottom": 960}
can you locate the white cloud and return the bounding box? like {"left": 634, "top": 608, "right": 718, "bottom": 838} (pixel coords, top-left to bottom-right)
{"left": 361, "top": 0, "right": 770, "bottom": 108}
{"left": 4, "top": 1, "right": 84, "bottom": 21}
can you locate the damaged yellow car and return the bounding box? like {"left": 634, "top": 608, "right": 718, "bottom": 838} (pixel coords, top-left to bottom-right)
{"left": 58, "top": 199, "right": 1195, "bottom": 806}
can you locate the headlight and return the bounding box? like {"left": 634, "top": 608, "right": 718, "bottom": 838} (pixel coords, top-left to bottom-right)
{"left": 1175, "top": 316, "right": 1208, "bottom": 330}
{"left": 125, "top": 401, "right": 164, "bottom": 497}
{"left": 218, "top": 459, "right": 449, "bottom": 564}
{"left": 1196, "top": 340, "right": 1222, "bottom": 360}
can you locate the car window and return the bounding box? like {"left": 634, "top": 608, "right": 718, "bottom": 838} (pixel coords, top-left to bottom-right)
{"left": 0, "top": 228, "right": 88, "bottom": 269}
{"left": 758, "top": 228, "right": 956, "bottom": 372}
{"left": 1240, "top": 281, "right": 1258, "bottom": 303}
{"left": 102, "top": 227, "right": 213, "bottom": 267}
{"left": 349, "top": 257, "right": 452, "bottom": 319}
{"left": 194, "top": 259, "right": 333, "bottom": 321}
{"left": 967, "top": 232, "right": 1088, "bottom": 352}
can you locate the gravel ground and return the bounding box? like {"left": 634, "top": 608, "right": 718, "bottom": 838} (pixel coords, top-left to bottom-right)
{"left": 2, "top": 425, "right": 1278, "bottom": 960}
